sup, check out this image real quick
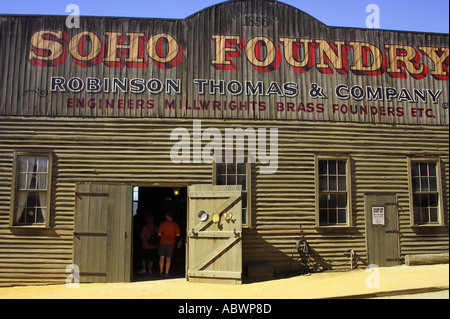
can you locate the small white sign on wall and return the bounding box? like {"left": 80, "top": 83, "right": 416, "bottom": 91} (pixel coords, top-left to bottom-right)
{"left": 372, "top": 207, "right": 385, "bottom": 225}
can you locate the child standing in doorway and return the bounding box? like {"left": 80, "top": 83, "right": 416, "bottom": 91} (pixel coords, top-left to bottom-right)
{"left": 139, "top": 214, "right": 158, "bottom": 274}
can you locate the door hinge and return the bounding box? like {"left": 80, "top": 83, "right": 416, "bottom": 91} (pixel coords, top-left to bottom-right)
{"left": 76, "top": 192, "right": 109, "bottom": 198}
{"left": 80, "top": 272, "right": 107, "bottom": 277}
{"left": 386, "top": 257, "right": 403, "bottom": 262}
{"left": 384, "top": 202, "right": 399, "bottom": 207}
{"left": 74, "top": 232, "right": 107, "bottom": 237}
{"left": 385, "top": 230, "right": 400, "bottom": 234}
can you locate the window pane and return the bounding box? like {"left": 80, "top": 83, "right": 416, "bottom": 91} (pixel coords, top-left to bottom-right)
{"left": 17, "top": 173, "right": 27, "bottom": 190}
{"left": 21, "top": 208, "right": 32, "bottom": 224}
{"left": 27, "top": 192, "right": 38, "bottom": 207}
{"left": 329, "top": 194, "right": 337, "bottom": 208}
{"left": 319, "top": 209, "right": 328, "bottom": 224}
{"left": 429, "top": 208, "right": 438, "bottom": 223}
{"left": 237, "top": 163, "right": 246, "bottom": 174}
{"left": 429, "top": 163, "right": 437, "bottom": 177}
{"left": 227, "top": 175, "right": 237, "bottom": 185}
{"left": 319, "top": 161, "right": 328, "bottom": 175}
{"left": 29, "top": 158, "right": 38, "bottom": 173}
{"left": 337, "top": 193, "right": 347, "bottom": 208}
{"left": 319, "top": 176, "right": 328, "bottom": 191}
{"left": 37, "top": 157, "right": 49, "bottom": 173}
{"left": 411, "top": 163, "right": 419, "bottom": 177}
{"left": 412, "top": 177, "right": 420, "bottom": 192}
{"left": 413, "top": 194, "right": 421, "bottom": 208}
{"left": 428, "top": 163, "right": 436, "bottom": 177}
{"left": 338, "top": 161, "right": 346, "bottom": 175}
{"left": 338, "top": 209, "right": 347, "bottom": 224}
{"left": 420, "top": 177, "right": 429, "bottom": 192}
{"left": 421, "top": 208, "right": 429, "bottom": 223}
{"left": 216, "top": 163, "right": 226, "bottom": 175}
{"left": 27, "top": 173, "right": 36, "bottom": 190}
{"left": 18, "top": 157, "right": 29, "bottom": 172}
{"left": 227, "top": 163, "right": 236, "bottom": 175}
{"left": 420, "top": 193, "right": 429, "bottom": 207}
{"left": 338, "top": 176, "right": 346, "bottom": 191}
{"left": 420, "top": 163, "right": 428, "bottom": 176}
{"left": 319, "top": 194, "right": 328, "bottom": 209}
{"left": 37, "top": 174, "right": 47, "bottom": 190}
{"left": 328, "top": 209, "right": 337, "bottom": 224}
{"left": 36, "top": 208, "right": 45, "bottom": 224}
{"left": 216, "top": 174, "right": 226, "bottom": 185}
{"left": 413, "top": 207, "right": 421, "bottom": 224}
{"left": 429, "top": 193, "right": 438, "bottom": 208}
{"left": 329, "top": 176, "right": 337, "bottom": 191}
{"left": 329, "top": 161, "right": 336, "bottom": 175}
{"left": 20, "top": 208, "right": 44, "bottom": 225}
{"left": 429, "top": 177, "right": 437, "bottom": 192}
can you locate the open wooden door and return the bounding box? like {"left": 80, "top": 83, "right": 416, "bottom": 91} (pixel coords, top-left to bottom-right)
{"left": 73, "top": 183, "right": 132, "bottom": 283}
{"left": 187, "top": 185, "right": 242, "bottom": 285}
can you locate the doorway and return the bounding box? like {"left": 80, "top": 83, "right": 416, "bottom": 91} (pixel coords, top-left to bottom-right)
{"left": 132, "top": 186, "right": 188, "bottom": 281}
{"left": 365, "top": 193, "right": 401, "bottom": 267}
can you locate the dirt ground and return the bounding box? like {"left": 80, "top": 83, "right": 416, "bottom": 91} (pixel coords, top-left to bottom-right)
{"left": 0, "top": 264, "right": 448, "bottom": 299}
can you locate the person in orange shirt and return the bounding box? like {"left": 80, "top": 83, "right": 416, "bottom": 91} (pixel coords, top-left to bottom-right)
{"left": 158, "top": 211, "right": 181, "bottom": 277}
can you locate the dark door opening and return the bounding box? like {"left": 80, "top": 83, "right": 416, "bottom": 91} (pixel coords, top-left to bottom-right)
{"left": 132, "top": 186, "right": 187, "bottom": 281}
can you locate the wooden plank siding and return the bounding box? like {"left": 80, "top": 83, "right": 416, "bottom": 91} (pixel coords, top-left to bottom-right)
{"left": 0, "top": 117, "right": 448, "bottom": 286}
{"left": 0, "top": 1, "right": 448, "bottom": 124}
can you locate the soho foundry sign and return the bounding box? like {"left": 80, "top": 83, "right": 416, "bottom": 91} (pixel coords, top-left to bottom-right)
{"left": 0, "top": 0, "right": 448, "bottom": 124}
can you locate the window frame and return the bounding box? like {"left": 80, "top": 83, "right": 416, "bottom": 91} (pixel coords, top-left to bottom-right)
{"left": 213, "top": 161, "right": 252, "bottom": 228}
{"left": 314, "top": 154, "right": 353, "bottom": 228}
{"left": 9, "top": 150, "right": 53, "bottom": 228}
{"left": 408, "top": 157, "right": 445, "bottom": 227}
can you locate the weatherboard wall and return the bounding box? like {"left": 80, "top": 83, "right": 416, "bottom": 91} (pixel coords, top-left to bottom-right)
{"left": 0, "top": 118, "right": 448, "bottom": 285}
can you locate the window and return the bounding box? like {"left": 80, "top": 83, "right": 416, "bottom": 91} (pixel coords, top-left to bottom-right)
{"left": 10, "top": 152, "right": 53, "bottom": 227}
{"left": 214, "top": 162, "right": 251, "bottom": 226}
{"left": 410, "top": 160, "right": 443, "bottom": 225}
{"left": 316, "top": 157, "right": 352, "bottom": 227}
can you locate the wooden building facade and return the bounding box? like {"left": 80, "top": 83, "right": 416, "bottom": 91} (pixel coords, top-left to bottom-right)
{"left": 0, "top": 0, "right": 448, "bottom": 286}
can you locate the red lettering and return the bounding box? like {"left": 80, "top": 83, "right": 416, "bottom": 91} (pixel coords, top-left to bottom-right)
{"left": 29, "top": 31, "right": 68, "bottom": 67}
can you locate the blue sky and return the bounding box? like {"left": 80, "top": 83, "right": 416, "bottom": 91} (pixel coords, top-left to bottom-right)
{"left": 0, "top": 0, "right": 448, "bottom": 33}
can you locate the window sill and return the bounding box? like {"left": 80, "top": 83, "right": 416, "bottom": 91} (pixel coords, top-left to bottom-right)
{"left": 410, "top": 224, "right": 448, "bottom": 233}
{"left": 8, "top": 225, "right": 54, "bottom": 235}
{"left": 9, "top": 224, "right": 50, "bottom": 229}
